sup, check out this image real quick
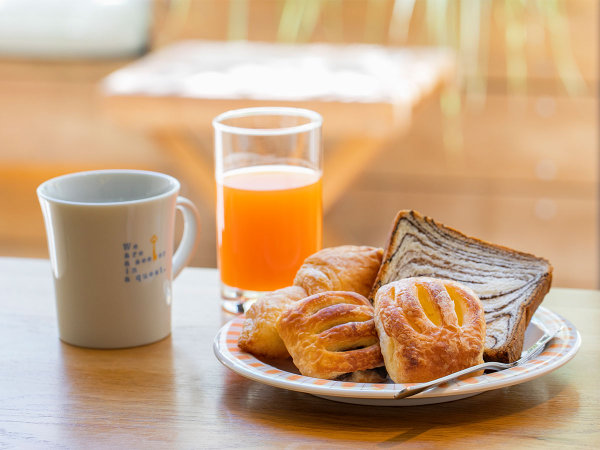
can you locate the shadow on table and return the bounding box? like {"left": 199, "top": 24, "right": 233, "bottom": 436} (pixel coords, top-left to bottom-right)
{"left": 220, "top": 371, "right": 577, "bottom": 444}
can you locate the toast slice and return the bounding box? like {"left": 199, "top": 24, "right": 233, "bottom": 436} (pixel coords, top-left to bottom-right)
{"left": 370, "top": 210, "right": 553, "bottom": 363}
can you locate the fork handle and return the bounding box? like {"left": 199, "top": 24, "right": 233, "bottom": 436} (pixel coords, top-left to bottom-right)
{"left": 393, "top": 361, "right": 504, "bottom": 399}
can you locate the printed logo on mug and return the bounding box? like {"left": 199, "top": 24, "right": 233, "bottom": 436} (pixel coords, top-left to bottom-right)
{"left": 37, "top": 169, "right": 200, "bottom": 349}
{"left": 123, "top": 237, "right": 167, "bottom": 283}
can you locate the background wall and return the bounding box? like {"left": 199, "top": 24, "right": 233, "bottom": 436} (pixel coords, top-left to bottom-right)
{"left": 0, "top": 0, "right": 597, "bottom": 288}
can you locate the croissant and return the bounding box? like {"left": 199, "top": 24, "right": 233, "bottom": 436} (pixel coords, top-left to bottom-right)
{"left": 293, "top": 245, "right": 383, "bottom": 298}
{"left": 237, "top": 286, "right": 307, "bottom": 359}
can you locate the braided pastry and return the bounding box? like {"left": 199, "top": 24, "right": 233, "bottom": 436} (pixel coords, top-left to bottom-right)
{"left": 277, "top": 291, "right": 385, "bottom": 380}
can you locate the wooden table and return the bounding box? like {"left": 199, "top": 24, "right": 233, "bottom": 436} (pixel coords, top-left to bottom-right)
{"left": 100, "top": 41, "right": 454, "bottom": 212}
{"left": 1, "top": 257, "right": 597, "bottom": 447}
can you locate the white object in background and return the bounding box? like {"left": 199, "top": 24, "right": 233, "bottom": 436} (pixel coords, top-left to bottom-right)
{"left": 103, "top": 40, "right": 455, "bottom": 104}
{"left": 0, "top": 0, "right": 151, "bottom": 58}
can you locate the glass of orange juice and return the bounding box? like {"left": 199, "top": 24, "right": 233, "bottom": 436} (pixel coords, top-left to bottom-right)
{"left": 213, "top": 107, "right": 323, "bottom": 313}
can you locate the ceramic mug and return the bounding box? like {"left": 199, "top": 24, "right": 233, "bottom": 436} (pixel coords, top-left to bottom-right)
{"left": 38, "top": 169, "right": 200, "bottom": 348}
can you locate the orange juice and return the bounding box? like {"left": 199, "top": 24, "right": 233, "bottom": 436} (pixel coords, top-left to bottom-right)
{"left": 216, "top": 165, "right": 322, "bottom": 292}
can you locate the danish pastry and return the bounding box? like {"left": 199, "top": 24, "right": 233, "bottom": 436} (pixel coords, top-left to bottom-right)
{"left": 237, "top": 286, "right": 307, "bottom": 359}
{"left": 293, "top": 245, "right": 383, "bottom": 298}
{"left": 374, "top": 277, "right": 486, "bottom": 383}
{"left": 277, "top": 291, "right": 385, "bottom": 380}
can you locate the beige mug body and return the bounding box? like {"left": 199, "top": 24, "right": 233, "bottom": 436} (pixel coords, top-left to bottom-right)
{"left": 38, "top": 170, "right": 200, "bottom": 348}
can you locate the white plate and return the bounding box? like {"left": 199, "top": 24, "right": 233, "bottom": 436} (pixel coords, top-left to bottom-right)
{"left": 213, "top": 306, "right": 581, "bottom": 406}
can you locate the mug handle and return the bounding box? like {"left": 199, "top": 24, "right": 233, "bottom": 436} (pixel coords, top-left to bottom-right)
{"left": 172, "top": 196, "right": 201, "bottom": 279}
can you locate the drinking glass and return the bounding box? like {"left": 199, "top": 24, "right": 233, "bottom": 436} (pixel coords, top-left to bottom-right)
{"left": 213, "top": 107, "right": 323, "bottom": 313}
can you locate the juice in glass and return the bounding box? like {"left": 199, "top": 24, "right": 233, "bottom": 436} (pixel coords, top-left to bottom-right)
{"left": 216, "top": 164, "right": 322, "bottom": 292}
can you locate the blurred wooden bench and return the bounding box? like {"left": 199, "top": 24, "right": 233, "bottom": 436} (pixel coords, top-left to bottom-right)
{"left": 100, "top": 40, "right": 454, "bottom": 211}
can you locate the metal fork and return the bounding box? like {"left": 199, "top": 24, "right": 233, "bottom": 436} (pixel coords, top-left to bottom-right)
{"left": 393, "top": 326, "right": 564, "bottom": 399}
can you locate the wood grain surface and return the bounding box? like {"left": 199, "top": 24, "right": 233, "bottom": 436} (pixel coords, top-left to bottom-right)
{"left": 0, "top": 257, "right": 597, "bottom": 448}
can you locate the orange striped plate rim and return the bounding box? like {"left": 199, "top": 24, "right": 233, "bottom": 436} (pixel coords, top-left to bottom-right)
{"left": 220, "top": 308, "right": 578, "bottom": 396}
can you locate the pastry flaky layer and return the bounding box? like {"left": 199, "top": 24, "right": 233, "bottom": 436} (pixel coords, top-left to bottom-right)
{"left": 277, "top": 291, "right": 385, "bottom": 380}
{"left": 237, "top": 286, "right": 308, "bottom": 359}
{"left": 294, "top": 245, "right": 383, "bottom": 298}
{"left": 374, "top": 277, "right": 486, "bottom": 384}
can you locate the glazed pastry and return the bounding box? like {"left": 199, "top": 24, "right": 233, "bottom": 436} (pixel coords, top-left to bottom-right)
{"left": 237, "top": 286, "right": 307, "bottom": 359}
{"left": 277, "top": 291, "right": 385, "bottom": 380}
{"left": 374, "top": 277, "right": 486, "bottom": 383}
{"left": 294, "top": 245, "right": 383, "bottom": 298}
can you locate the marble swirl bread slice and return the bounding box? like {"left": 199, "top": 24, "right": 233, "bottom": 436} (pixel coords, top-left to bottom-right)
{"left": 370, "top": 210, "right": 553, "bottom": 363}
